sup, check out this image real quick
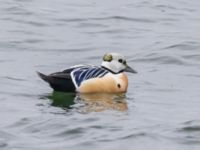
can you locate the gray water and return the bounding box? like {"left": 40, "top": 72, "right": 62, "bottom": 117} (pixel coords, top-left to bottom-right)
{"left": 1, "top": 0, "right": 200, "bottom": 149}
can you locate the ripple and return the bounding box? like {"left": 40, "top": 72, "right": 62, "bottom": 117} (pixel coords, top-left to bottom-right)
{"left": 0, "top": 130, "right": 14, "bottom": 148}
{"left": 54, "top": 127, "right": 85, "bottom": 137}
{"left": 2, "top": 76, "right": 26, "bottom": 81}
{"left": 175, "top": 120, "right": 200, "bottom": 144}
{"left": 4, "top": 6, "right": 34, "bottom": 16}
{"left": 92, "top": 16, "right": 156, "bottom": 23}
{"left": 178, "top": 120, "right": 200, "bottom": 132}
{"left": 180, "top": 126, "right": 200, "bottom": 132}
{"left": 155, "top": 4, "right": 177, "bottom": 10}
{"left": 0, "top": 139, "right": 8, "bottom": 149}
{"left": 116, "top": 132, "right": 147, "bottom": 140}
{"left": 182, "top": 54, "right": 200, "bottom": 61}
{"left": 134, "top": 54, "right": 186, "bottom": 66}
{"left": 55, "top": 16, "right": 156, "bottom": 24}
{"left": 163, "top": 41, "right": 200, "bottom": 51}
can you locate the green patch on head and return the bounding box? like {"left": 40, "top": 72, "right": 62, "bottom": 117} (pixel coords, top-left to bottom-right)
{"left": 103, "top": 54, "right": 113, "bottom": 62}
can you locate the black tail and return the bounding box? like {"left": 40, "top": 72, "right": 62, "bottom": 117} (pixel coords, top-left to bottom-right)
{"left": 37, "top": 72, "right": 50, "bottom": 82}
{"left": 37, "top": 71, "right": 75, "bottom": 92}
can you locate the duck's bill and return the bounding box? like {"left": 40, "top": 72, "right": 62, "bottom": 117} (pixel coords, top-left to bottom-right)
{"left": 124, "top": 65, "right": 137, "bottom": 73}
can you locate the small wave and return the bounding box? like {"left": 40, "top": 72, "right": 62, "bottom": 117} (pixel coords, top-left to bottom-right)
{"left": 175, "top": 120, "right": 200, "bottom": 144}
{"left": 134, "top": 55, "right": 186, "bottom": 66}
{"left": 54, "top": 127, "right": 85, "bottom": 137}
{"left": 178, "top": 120, "right": 200, "bottom": 132}
{"left": 54, "top": 18, "right": 88, "bottom": 23}
{"left": 55, "top": 16, "right": 156, "bottom": 24}
{"left": 185, "top": 74, "right": 200, "bottom": 78}
{"left": 4, "top": 18, "right": 49, "bottom": 27}
{"left": 118, "top": 132, "right": 147, "bottom": 140}
{"left": 0, "top": 139, "right": 7, "bottom": 149}
{"left": 180, "top": 126, "right": 200, "bottom": 132}
{"left": 182, "top": 54, "right": 200, "bottom": 62}
{"left": 155, "top": 4, "right": 177, "bottom": 10}
{"left": 163, "top": 41, "right": 200, "bottom": 51}
{"left": 4, "top": 6, "right": 34, "bottom": 16}
{"left": 92, "top": 16, "right": 156, "bottom": 23}
{"left": 2, "top": 76, "right": 26, "bottom": 81}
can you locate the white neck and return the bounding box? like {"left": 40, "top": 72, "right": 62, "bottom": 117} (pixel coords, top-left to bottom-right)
{"left": 101, "top": 61, "right": 122, "bottom": 74}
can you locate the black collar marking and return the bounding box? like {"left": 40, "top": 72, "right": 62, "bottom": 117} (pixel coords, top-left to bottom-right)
{"left": 101, "top": 66, "right": 123, "bottom": 74}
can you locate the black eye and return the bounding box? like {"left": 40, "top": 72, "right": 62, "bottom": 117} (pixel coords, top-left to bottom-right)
{"left": 118, "top": 59, "right": 123, "bottom": 63}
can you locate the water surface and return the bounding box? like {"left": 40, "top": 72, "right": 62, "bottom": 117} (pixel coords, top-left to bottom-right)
{"left": 1, "top": 0, "right": 200, "bottom": 149}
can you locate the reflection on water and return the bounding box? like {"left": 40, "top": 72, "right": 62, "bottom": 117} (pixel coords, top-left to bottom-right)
{"left": 45, "top": 91, "right": 127, "bottom": 112}
{"left": 46, "top": 92, "right": 76, "bottom": 109}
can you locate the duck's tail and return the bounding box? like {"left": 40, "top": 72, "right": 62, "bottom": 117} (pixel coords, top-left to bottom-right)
{"left": 37, "top": 71, "right": 76, "bottom": 92}
{"left": 37, "top": 71, "right": 50, "bottom": 82}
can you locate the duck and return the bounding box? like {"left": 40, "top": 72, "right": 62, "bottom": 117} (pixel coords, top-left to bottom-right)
{"left": 37, "top": 53, "right": 137, "bottom": 93}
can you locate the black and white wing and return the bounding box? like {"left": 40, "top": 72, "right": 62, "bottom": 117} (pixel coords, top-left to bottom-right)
{"left": 70, "top": 66, "right": 109, "bottom": 88}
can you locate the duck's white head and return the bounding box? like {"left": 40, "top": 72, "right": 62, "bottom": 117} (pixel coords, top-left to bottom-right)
{"left": 101, "top": 53, "right": 137, "bottom": 74}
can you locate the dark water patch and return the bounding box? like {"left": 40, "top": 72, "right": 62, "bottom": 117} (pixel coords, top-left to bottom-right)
{"left": 175, "top": 120, "right": 200, "bottom": 144}
{"left": 178, "top": 121, "right": 200, "bottom": 132}
{"left": 180, "top": 126, "right": 200, "bottom": 132}
{"left": 0, "top": 141, "right": 7, "bottom": 149}
{"left": 45, "top": 92, "right": 76, "bottom": 109}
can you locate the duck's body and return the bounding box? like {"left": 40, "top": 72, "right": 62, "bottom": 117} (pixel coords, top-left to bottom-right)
{"left": 78, "top": 71, "right": 128, "bottom": 93}
{"left": 38, "top": 53, "right": 136, "bottom": 93}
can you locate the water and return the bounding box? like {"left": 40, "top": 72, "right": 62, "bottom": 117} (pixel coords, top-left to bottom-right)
{"left": 1, "top": 0, "right": 200, "bottom": 149}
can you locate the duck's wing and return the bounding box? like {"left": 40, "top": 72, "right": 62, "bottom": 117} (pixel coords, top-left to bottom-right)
{"left": 70, "top": 66, "right": 109, "bottom": 88}
{"left": 37, "top": 65, "right": 103, "bottom": 92}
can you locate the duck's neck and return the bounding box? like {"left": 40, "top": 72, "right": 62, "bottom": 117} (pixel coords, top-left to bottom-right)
{"left": 101, "top": 66, "right": 123, "bottom": 74}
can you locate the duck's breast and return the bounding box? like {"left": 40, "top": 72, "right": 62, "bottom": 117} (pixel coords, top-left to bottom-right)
{"left": 78, "top": 73, "right": 128, "bottom": 93}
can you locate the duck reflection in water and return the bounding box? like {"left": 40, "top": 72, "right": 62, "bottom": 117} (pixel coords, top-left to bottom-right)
{"left": 46, "top": 91, "right": 128, "bottom": 112}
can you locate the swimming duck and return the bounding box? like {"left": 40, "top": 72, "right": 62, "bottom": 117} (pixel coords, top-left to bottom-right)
{"left": 38, "top": 53, "right": 137, "bottom": 93}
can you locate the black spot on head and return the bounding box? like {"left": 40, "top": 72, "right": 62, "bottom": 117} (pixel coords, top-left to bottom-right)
{"left": 117, "top": 84, "right": 121, "bottom": 88}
